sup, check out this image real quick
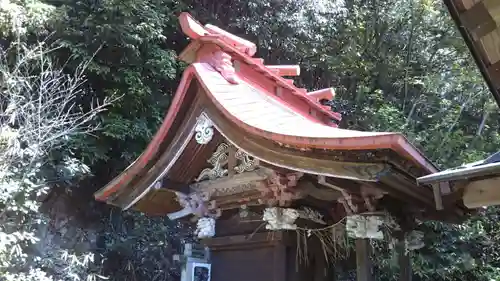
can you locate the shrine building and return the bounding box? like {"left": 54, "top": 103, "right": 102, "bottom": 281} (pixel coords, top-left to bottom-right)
{"left": 94, "top": 13, "right": 467, "bottom": 281}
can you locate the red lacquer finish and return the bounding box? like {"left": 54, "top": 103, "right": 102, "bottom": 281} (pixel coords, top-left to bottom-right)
{"left": 94, "top": 13, "right": 439, "bottom": 203}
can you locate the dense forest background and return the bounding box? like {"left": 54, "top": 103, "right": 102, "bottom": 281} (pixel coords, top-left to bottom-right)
{"left": 1, "top": 0, "right": 500, "bottom": 280}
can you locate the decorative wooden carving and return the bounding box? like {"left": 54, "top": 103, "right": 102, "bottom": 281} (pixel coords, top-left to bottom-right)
{"left": 262, "top": 206, "right": 327, "bottom": 231}
{"left": 192, "top": 170, "right": 270, "bottom": 197}
{"left": 346, "top": 215, "right": 384, "bottom": 239}
{"left": 234, "top": 149, "right": 258, "bottom": 173}
{"left": 360, "top": 185, "right": 385, "bottom": 212}
{"left": 194, "top": 112, "right": 214, "bottom": 145}
{"left": 341, "top": 163, "right": 389, "bottom": 181}
{"left": 196, "top": 143, "right": 229, "bottom": 181}
{"left": 318, "top": 176, "right": 358, "bottom": 214}
{"left": 257, "top": 171, "right": 304, "bottom": 206}
{"left": 196, "top": 217, "right": 216, "bottom": 238}
{"left": 176, "top": 191, "right": 220, "bottom": 218}
{"left": 201, "top": 50, "right": 238, "bottom": 84}
{"left": 263, "top": 207, "right": 299, "bottom": 230}
{"left": 196, "top": 143, "right": 258, "bottom": 182}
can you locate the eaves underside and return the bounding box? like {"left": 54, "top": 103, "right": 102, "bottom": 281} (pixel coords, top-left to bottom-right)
{"left": 443, "top": 0, "right": 500, "bottom": 108}
{"left": 93, "top": 65, "right": 453, "bottom": 212}
{"left": 95, "top": 62, "right": 441, "bottom": 205}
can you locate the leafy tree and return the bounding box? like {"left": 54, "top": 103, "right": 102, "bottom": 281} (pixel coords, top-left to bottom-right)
{"left": 46, "top": 0, "right": 187, "bottom": 173}
{"left": 2, "top": 0, "right": 500, "bottom": 280}
{"left": 0, "top": 41, "right": 112, "bottom": 280}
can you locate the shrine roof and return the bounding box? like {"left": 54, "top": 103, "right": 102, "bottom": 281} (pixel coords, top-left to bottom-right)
{"left": 177, "top": 26, "right": 342, "bottom": 123}
{"left": 174, "top": 12, "right": 436, "bottom": 169}
{"left": 417, "top": 151, "right": 500, "bottom": 185}
{"left": 191, "top": 61, "right": 433, "bottom": 169}
{"left": 93, "top": 13, "right": 466, "bottom": 219}
{"left": 443, "top": 0, "right": 500, "bottom": 108}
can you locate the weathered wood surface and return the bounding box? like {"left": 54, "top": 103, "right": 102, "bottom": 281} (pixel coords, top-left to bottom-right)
{"left": 398, "top": 240, "right": 412, "bottom": 281}
{"left": 355, "top": 239, "right": 374, "bottom": 281}
{"left": 463, "top": 176, "right": 500, "bottom": 208}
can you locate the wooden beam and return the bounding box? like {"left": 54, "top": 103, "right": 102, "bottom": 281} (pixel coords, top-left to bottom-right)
{"left": 398, "top": 241, "right": 412, "bottom": 281}
{"left": 355, "top": 239, "right": 373, "bottom": 281}
{"left": 487, "top": 60, "right": 500, "bottom": 88}
{"left": 296, "top": 180, "right": 342, "bottom": 201}
{"left": 265, "top": 65, "right": 300, "bottom": 76}
{"left": 441, "top": 180, "right": 467, "bottom": 206}
{"left": 205, "top": 24, "right": 258, "bottom": 56}
{"left": 432, "top": 184, "right": 444, "bottom": 210}
{"left": 459, "top": 0, "right": 498, "bottom": 40}
{"left": 307, "top": 88, "right": 335, "bottom": 101}
{"left": 485, "top": 0, "right": 500, "bottom": 24}
{"left": 202, "top": 231, "right": 284, "bottom": 250}
{"left": 190, "top": 169, "right": 272, "bottom": 196}
{"left": 379, "top": 173, "right": 435, "bottom": 208}
{"left": 463, "top": 176, "right": 500, "bottom": 208}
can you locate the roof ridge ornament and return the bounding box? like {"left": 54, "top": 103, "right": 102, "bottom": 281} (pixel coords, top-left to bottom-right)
{"left": 195, "top": 112, "right": 214, "bottom": 145}
{"left": 201, "top": 51, "right": 239, "bottom": 84}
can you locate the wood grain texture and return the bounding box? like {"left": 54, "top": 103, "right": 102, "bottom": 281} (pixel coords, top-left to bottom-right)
{"left": 456, "top": 0, "right": 484, "bottom": 11}
{"left": 133, "top": 188, "right": 183, "bottom": 216}
{"left": 167, "top": 131, "right": 225, "bottom": 184}
{"left": 463, "top": 176, "right": 500, "bottom": 208}
{"left": 108, "top": 91, "right": 205, "bottom": 209}
{"left": 479, "top": 29, "right": 500, "bottom": 64}
{"left": 460, "top": 1, "right": 497, "bottom": 40}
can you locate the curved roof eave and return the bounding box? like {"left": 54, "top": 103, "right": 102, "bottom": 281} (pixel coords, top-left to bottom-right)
{"left": 94, "top": 67, "right": 199, "bottom": 201}
{"left": 190, "top": 63, "right": 439, "bottom": 174}
{"left": 95, "top": 61, "right": 440, "bottom": 203}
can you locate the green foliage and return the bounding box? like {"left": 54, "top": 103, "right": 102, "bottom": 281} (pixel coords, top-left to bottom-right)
{"left": 2, "top": 0, "right": 500, "bottom": 280}
{"left": 97, "top": 210, "right": 193, "bottom": 281}
{"left": 0, "top": 41, "right": 109, "bottom": 281}
{"left": 46, "top": 0, "right": 187, "bottom": 170}
{"left": 0, "top": 0, "right": 55, "bottom": 36}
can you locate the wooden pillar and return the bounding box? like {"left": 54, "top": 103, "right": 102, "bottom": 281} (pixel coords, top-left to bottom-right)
{"left": 355, "top": 239, "right": 373, "bottom": 281}
{"left": 398, "top": 240, "right": 412, "bottom": 281}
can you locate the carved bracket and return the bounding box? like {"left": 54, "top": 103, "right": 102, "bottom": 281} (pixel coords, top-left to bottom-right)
{"left": 257, "top": 171, "right": 304, "bottom": 206}
{"left": 360, "top": 185, "right": 385, "bottom": 212}
{"left": 176, "top": 191, "right": 221, "bottom": 219}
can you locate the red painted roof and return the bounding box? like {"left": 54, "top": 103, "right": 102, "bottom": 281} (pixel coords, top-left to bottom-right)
{"left": 94, "top": 13, "right": 440, "bottom": 203}
{"left": 177, "top": 13, "right": 341, "bottom": 124}
{"left": 194, "top": 63, "right": 382, "bottom": 138}
{"left": 192, "top": 62, "right": 436, "bottom": 171}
